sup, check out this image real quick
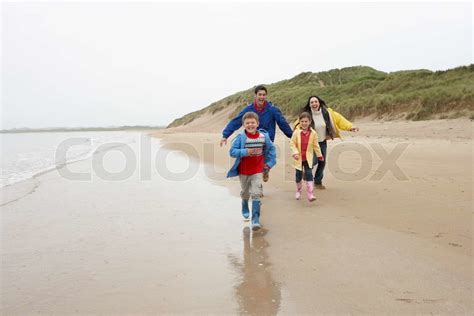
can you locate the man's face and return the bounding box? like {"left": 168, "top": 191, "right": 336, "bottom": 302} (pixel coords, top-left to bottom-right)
{"left": 243, "top": 118, "right": 259, "bottom": 134}
{"left": 255, "top": 90, "right": 267, "bottom": 106}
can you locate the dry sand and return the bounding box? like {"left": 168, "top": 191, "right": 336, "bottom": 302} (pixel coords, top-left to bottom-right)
{"left": 150, "top": 115, "right": 473, "bottom": 314}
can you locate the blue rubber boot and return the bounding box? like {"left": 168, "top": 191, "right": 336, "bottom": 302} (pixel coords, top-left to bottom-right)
{"left": 241, "top": 199, "right": 250, "bottom": 220}
{"left": 251, "top": 200, "right": 262, "bottom": 231}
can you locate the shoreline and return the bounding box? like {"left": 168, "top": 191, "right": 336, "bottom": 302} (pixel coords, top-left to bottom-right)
{"left": 1, "top": 119, "right": 472, "bottom": 313}
{"left": 1, "top": 134, "right": 247, "bottom": 314}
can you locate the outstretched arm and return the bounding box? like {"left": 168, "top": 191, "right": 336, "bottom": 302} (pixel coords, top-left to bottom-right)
{"left": 332, "top": 110, "right": 359, "bottom": 132}
{"left": 273, "top": 107, "right": 294, "bottom": 139}
{"left": 221, "top": 108, "right": 247, "bottom": 146}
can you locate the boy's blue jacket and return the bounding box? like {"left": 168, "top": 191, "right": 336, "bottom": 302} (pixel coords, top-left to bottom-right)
{"left": 222, "top": 102, "right": 293, "bottom": 142}
{"left": 227, "top": 129, "right": 277, "bottom": 178}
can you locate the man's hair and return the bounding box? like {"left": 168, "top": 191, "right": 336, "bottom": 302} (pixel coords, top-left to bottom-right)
{"left": 299, "top": 111, "right": 312, "bottom": 121}
{"left": 242, "top": 112, "right": 259, "bottom": 123}
{"left": 254, "top": 85, "right": 267, "bottom": 94}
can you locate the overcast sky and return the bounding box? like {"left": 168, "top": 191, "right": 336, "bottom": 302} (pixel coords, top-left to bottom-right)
{"left": 1, "top": 1, "right": 472, "bottom": 129}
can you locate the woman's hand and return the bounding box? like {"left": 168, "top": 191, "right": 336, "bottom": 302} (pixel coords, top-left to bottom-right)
{"left": 350, "top": 127, "right": 359, "bottom": 132}
{"left": 318, "top": 156, "right": 324, "bottom": 161}
{"left": 292, "top": 154, "right": 300, "bottom": 161}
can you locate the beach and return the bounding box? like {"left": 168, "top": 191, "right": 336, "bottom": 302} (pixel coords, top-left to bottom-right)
{"left": 2, "top": 134, "right": 246, "bottom": 313}
{"left": 152, "top": 116, "right": 473, "bottom": 314}
{"left": 3, "top": 1, "right": 472, "bottom": 314}
{"left": 1, "top": 119, "right": 472, "bottom": 314}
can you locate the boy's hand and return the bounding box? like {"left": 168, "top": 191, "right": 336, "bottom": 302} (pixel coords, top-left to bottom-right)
{"left": 292, "top": 154, "right": 300, "bottom": 160}
{"left": 263, "top": 165, "right": 270, "bottom": 182}
{"left": 318, "top": 156, "right": 324, "bottom": 161}
{"left": 220, "top": 138, "right": 227, "bottom": 147}
{"left": 248, "top": 148, "right": 263, "bottom": 156}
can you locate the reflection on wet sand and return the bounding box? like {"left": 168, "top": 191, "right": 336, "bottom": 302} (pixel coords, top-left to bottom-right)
{"left": 229, "top": 227, "right": 281, "bottom": 315}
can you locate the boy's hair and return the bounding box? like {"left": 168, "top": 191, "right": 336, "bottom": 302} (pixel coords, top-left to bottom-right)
{"left": 242, "top": 112, "right": 259, "bottom": 124}
{"left": 299, "top": 111, "right": 312, "bottom": 121}
{"left": 254, "top": 85, "right": 267, "bottom": 94}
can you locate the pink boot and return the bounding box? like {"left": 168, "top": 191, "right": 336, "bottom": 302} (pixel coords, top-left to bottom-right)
{"left": 295, "top": 182, "right": 302, "bottom": 200}
{"left": 306, "top": 181, "right": 316, "bottom": 202}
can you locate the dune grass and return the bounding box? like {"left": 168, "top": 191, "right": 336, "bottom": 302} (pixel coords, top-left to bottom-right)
{"left": 168, "top": 65, "right": 474, "bottom": 127}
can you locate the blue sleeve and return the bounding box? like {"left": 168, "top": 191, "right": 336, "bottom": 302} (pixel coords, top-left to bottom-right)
{"left": 264, "top": 133, "right": 277, "bottom": 169}
{"left": 273, "top": 106, "right": 293, "bottom": 139}
{"left": 222, "top": 107, "right": 248, "bottom": 139}
{"left": 229, "top": 134, "right": 249, "bottom": 158}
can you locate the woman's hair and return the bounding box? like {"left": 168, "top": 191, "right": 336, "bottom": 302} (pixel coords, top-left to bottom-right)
{"left": 299, "top": 112, "right": 312, "bottom": 121}
{"left": 304, "top": 95, "right": 327, "bottom": 110}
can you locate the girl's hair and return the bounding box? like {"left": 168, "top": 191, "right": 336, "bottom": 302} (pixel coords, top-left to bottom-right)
{"left": 303, "top": 95, "right": 327, "bottom": 111}
{"left": 299, "top": 112, "right": 312, "bottom": 121}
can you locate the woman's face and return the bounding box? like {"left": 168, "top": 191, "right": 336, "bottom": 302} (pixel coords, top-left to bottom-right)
{"left": 309, "top": 97, "right": 320, "bottom": 111}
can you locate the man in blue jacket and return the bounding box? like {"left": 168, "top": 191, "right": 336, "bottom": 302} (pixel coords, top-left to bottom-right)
{"left": 220, "top": 85, "right": 293, "bottom": 182}
{"left": 220, "top": 85, "right": 293, "bottom": 146}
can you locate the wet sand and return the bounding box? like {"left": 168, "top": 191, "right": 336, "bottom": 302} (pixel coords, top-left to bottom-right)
{"left": 1, "top": 135, "right": 278, "bottom": 314}
{"left": 152, "top": 118, "right": 473, "bottom": 314}
{"left": 1, "top": 118, "right": 473, "bottom": 314}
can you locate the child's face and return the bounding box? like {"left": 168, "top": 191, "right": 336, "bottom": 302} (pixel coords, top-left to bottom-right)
{"left": 299, "top": 117, "right": 311, "bottom": 130}
{"left": 243, "top": 118, "right": 259, "bottom": 134}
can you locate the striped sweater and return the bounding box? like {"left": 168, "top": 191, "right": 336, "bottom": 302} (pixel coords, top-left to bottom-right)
{"left": 238, "top": 131, "right": 266, "bottom": 175}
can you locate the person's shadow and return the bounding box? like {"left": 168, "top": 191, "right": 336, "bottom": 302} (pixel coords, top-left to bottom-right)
{"left": 228, "top": 227, "right": 281, "bottom": 315}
